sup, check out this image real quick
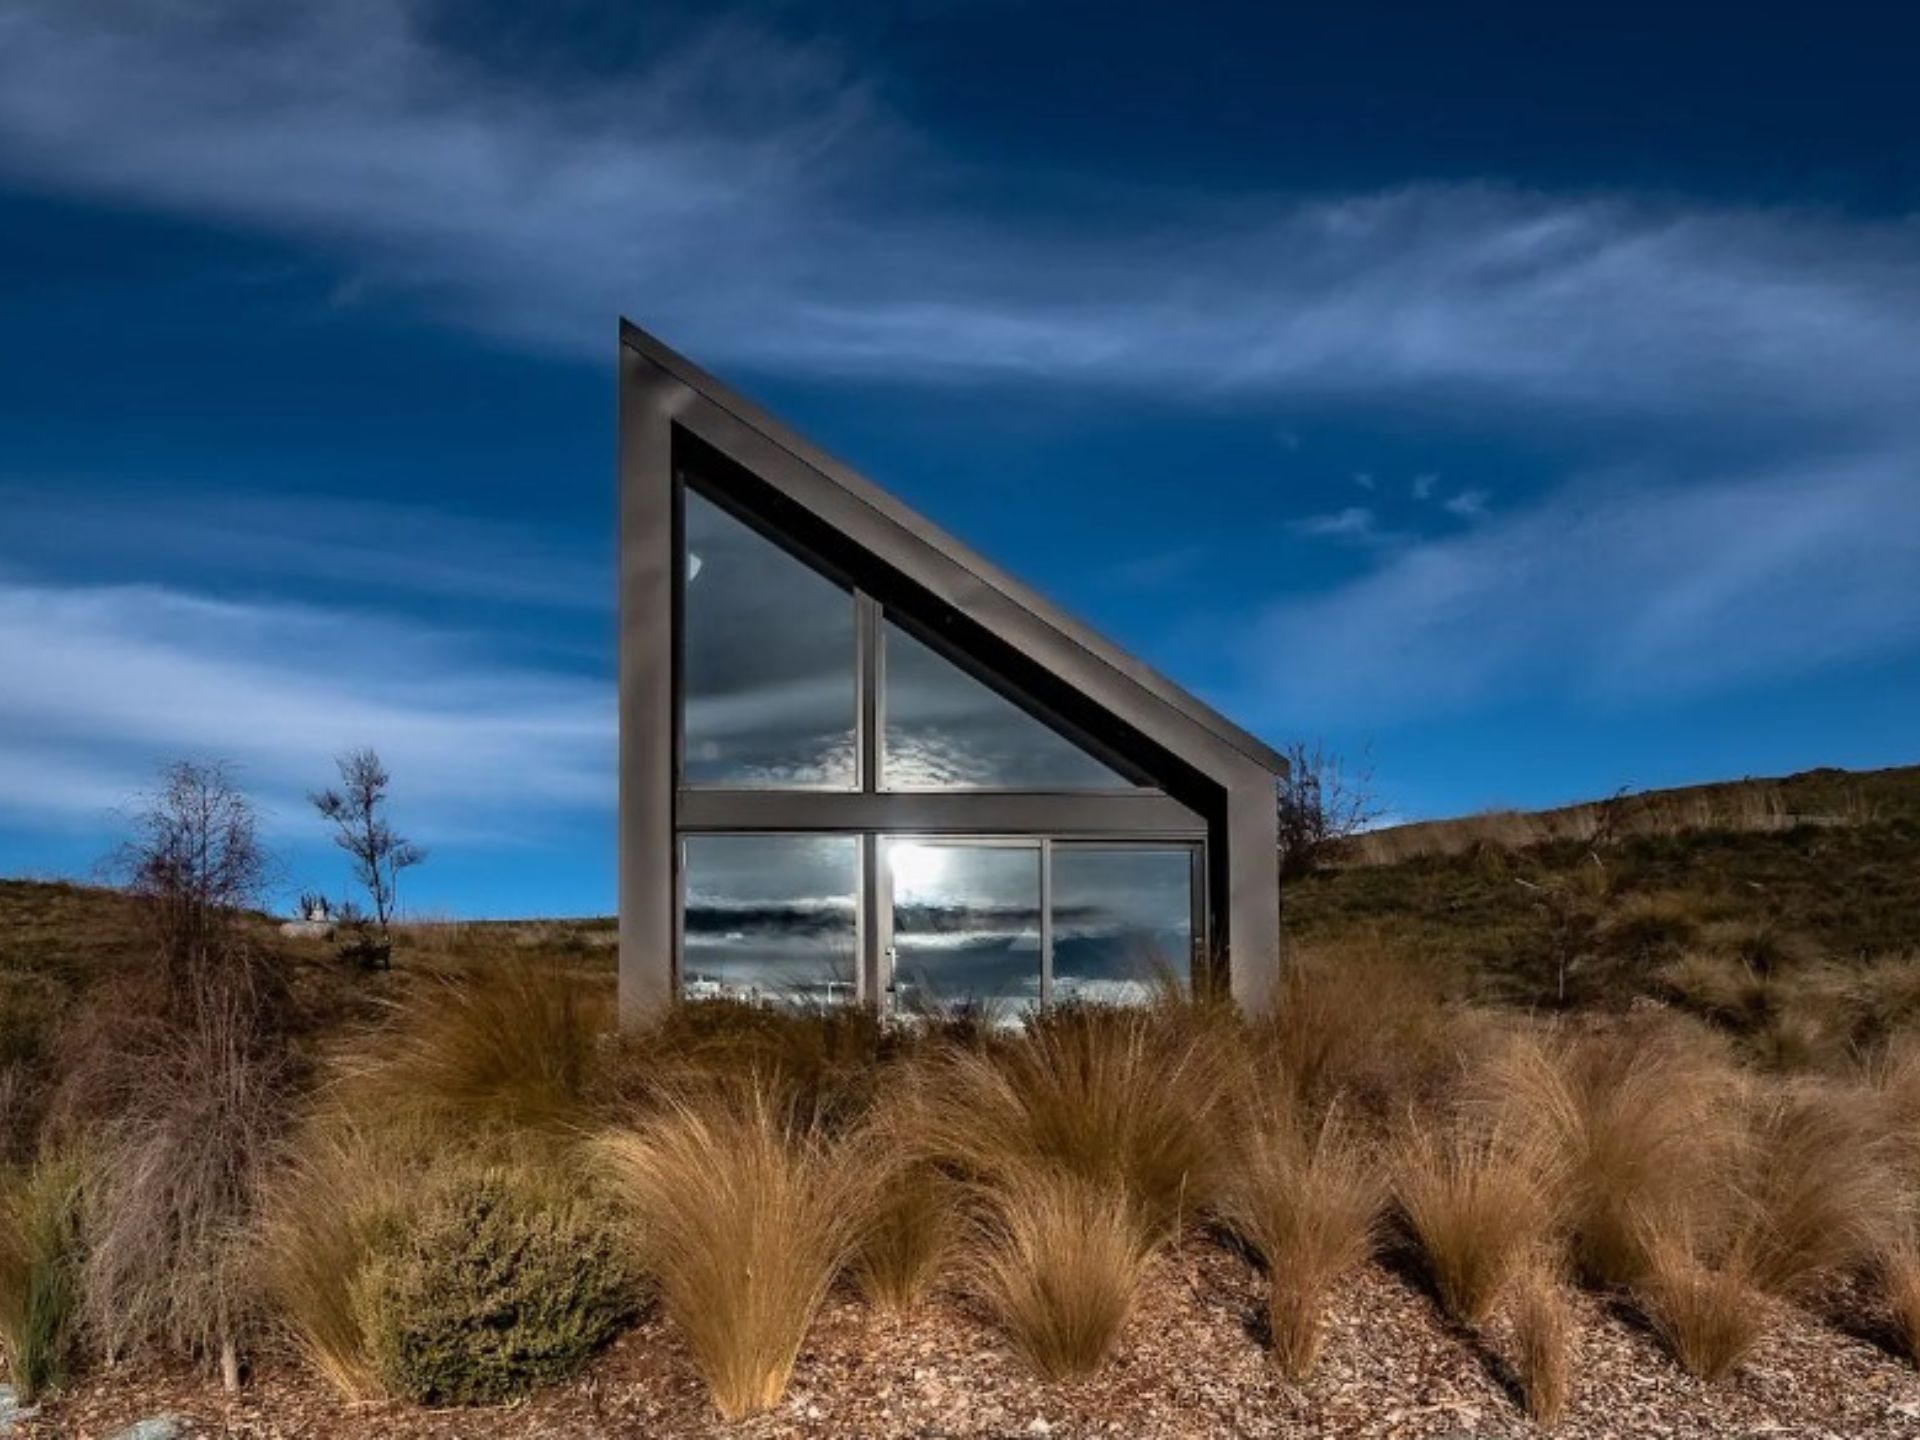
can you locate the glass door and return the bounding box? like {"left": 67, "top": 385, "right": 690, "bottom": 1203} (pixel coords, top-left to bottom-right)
{"left": 882, "top": 838, "right": 1044, "bottom": 1021}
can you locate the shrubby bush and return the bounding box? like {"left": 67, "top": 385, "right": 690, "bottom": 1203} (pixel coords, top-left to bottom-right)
{"left": 353, "top": 1165, "right": 633, "bottom": 1406}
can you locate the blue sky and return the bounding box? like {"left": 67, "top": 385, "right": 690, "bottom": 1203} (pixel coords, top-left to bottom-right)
{"left": 1, "top": 0, "right": 1917, "bottom": 917}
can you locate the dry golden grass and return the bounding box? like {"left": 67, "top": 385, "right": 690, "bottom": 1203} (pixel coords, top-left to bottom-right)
{"left": 1482, "top": 1024, "right": 1743, "bottom": 1288}
{"left": 1633, "top": 1234, "right": 1763, "bottom": 1383}
{"left": 910, "top": 1005, "right": 1228, "bottom": 1242}
{"left": 1254, "top": 938, "right": 1473, "bottom": 1124}
{"left": 1735, "top": 1083, "right": 1897, "bottom": 1299}
{"left": 1508, "top": 1263, "right": 1573, "bottom": 1428}
{"left": 851, "top": 1155, "right": 956, "bottom": 1313}
{"left": 341, "top": 957, "right": 611, "bottom": 1136}
{"left": 1394, "top": 1117, "right": 1558, "bottom": 1328}
{"left": 595, "top": 1082, "right": 873, "bottom": 1420}
{"left": 1880, "top": 1241, "right": 1920, "bottom": 1366}
{"left": 1217, "top": 1078, "right": 1381, "bottom": 1380}
{"left": 972, "top": 1162, "right": 1151, "bottom": 1382}
{"left": 257, "top": 1118, "right": 421, "bottom": 1400}
{"left": 1347, "top": 774, "right": 1867, "bottom": 867}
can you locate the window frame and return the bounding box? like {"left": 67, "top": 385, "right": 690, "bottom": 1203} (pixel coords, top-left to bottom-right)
{"left": 671, "top": 465, "right": 1212, "bottom": 1009}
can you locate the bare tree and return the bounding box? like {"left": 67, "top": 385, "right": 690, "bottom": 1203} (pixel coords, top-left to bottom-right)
{"left": 117, "top": 760, "right": 270, "bottom": 996}
{"left": 310, "top": 748, "right": 425, "bottom": 935}
{"left": 1275, "top": 741, "right": 1384, "bottom": 884}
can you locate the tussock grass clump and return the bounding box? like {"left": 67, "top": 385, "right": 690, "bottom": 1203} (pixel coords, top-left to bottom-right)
{"left": 974, "top": 1163, "right": 1151, "bottom": 1382}
{"left": 1394, "top": 1118, "right": 1558, "bottom": 1328}
{"left": 596, "top": 1083, "right": 873, "bottom": 1420}
{"left": 852, "top": 1155, "right": 957, "bottom": 1312}
{"left": 354, "top": 1165, "right": 633, "bottom": 1405}
{"left": 1597, "top": 891, "right": 1703, "bottom": 965}
{"left": 0, "top": 1150, "right": 86, "bottom": 1401}
{"left": 342, "top": 957, "right": 611, "bottom": 1135}
{"left": 1482, "top": 1024, "right": 1742, "bottom": 1288}
{"left": 259, "top": 1120, "right": 420, "bottom": 1400}
{"left": 1878, "top": 1241, "right": 1920, "bottom": 1365}
{"left": 1507, "top": 1263, "right": 1573, "bottom": 1428}
{"left": 1633, "top": 1236, "right": 1763, "bottom": 1383}
{"left": 911, "top": 1004, "right": 1228, "bottom": 1241}
{"left": 1736, "top": 1083, "right": 1896, "bottom": 1299}
{"left": 1217, "top": 1081, "right": 1381, "bottom": 1380}
{"left": 608, "top": 997, "right": 891, "bottom": 1126}
{"left": 1259, "top": 939, "right": 1473, "bottom": 1125}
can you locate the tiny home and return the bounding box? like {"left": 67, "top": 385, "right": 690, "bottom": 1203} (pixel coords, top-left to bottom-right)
{"left": 617, "top": 322, "right": 1284, "bottom": 1025}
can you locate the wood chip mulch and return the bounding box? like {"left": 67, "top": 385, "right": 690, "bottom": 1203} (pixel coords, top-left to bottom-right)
{"left": 19, "top": 1240, "right": 1920, "bottom": 1438}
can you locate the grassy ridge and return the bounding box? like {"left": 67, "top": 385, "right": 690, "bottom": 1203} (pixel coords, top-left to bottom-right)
{"left": 1289, "top": 764, "right": 1920, "bottom": 1010}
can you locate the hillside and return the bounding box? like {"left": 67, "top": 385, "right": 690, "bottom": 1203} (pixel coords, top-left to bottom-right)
{"left": 1286, "top": 762, "right": 1920, "bottom": 1066}
{"left": 5, "top": 764, "right": 1920, "bottom": 1438}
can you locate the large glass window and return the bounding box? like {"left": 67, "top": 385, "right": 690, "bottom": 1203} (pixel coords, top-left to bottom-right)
{"left": 888, "top": 841, "right": 1043, "bottom": 1020}
{"left": 882, "top": 621, "right": 1138, "bottom": 790}
{"left": 682, "top": 489, "right": 857, "bottom": 788}
{"left": 1050, "top": 846, "right": 1195, "bottom": 1004}
{"left": 681, "top": 834, "right": 859, "bottom": 1005}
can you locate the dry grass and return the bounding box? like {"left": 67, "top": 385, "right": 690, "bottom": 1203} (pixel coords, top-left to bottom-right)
{"left": 972, "top": 1162, "right": 1151, "bottom": 1382}
{"left": 595, "top": 1082, "right": 874, "bottom": 1420}
{"left": 1508, "top": 1263, "right": 1573, "bottom": 1428}
{"left": 1633, "top": 1234, "right": 1764, "bottom": 1383}
{"left": 257, "top": 1119, "right": 420, "bottom": 1400}
{"left": 1482, "top": 1024, "right": 1743, "bottom": 1288}
{"left": 602, "top": 997, "right": 890, "bottom": 1128}
{"left": 851, "top": 1155, "right": 956, "bottom": 1313}
{"left": 340, "top": 957, "right": 612, "bottom": 1136}
{"left": 1735, "top": 1083, "right": 1897, "bottom": 1299}
{"left": 1880, "top": 1241, "right": 1920, "bottom": 1365}
{"left": 1348, "top": 774, "right": 1870, "bottom": 867}
{"left": 1257, "top": 938, "right": 1473, "bottom": 1126}
{"left": 78, "top": 972, "right": 292, "bottom": 1383}
{"left": 1394, "top": 1117, "right": 1558, "bottom": 1328}
{"left": 909, "top": 1005, "right": 1229, "bottom": 1242}
{"left": 1217, "top": 1079, "right": 1381, "bottom": 1380}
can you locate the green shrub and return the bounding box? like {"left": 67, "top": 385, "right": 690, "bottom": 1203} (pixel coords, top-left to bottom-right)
{"left": 354, "top": 1167, "right": 633, "bottom": 1405}
{"left": 0, "top": 1151, "right": 86, "bottom": 1401}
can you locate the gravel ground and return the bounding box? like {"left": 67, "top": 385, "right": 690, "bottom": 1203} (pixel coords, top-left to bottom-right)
{"left": 21, "top": 1240, "right": 1920, "bottom": 1438}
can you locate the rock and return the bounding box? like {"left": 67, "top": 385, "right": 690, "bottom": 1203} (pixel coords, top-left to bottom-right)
{"left": 112, "top": 1417, "right": 188, "bottom": 1440}
{"left": 0, "top": 1385, "right": 42, "bottom": 1437}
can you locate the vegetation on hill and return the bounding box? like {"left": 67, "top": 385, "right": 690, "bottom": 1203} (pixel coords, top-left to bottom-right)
{"left": 1289, "top": 765, "right": 1920, "bottom": 1057}
{"left": 2, "top": 759, "right": 1919, "bottom": 1434}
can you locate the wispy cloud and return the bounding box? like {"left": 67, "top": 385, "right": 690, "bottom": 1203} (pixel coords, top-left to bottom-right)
{"left": 1291, "top": 507, "right": 1379, "bottom": 541}
{"left": 0, "top": 483, "right": 608, "bottom": 614}
{"left": 1411, "top": 473, "right": 1439, "bottom": 500}
{"left": 1443, "top": 488, "right": 1491, "bottom": 519}
{"left": 0, "top": 575, "right": 612, "bottom": 839}
{"left": 0, "top": 1, "right": 1917, "bottom": 433}
{"left": 1242, "top": 452, "right": 1920, "bottom": 725}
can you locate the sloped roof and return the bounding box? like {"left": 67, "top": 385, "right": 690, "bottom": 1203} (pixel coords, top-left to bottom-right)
{"left": 621, "top": 318, "right": 1286, "bottom": 779}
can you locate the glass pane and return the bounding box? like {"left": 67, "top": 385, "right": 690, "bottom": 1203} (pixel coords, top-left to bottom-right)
{"left": 1050, "top": 847, "right": 1195, "bottom": 1004}
{"left": 682, "top": 490, "right": 856, "bottom": 787}
{"left": 682, "top": 834, "right": 859, "bottom": 1005}
{"left": 889, "top": 842, "right": 1042, "bottom": 1020}
{"left": 882, "top": 622, "right": 1138, "bottom": 789}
